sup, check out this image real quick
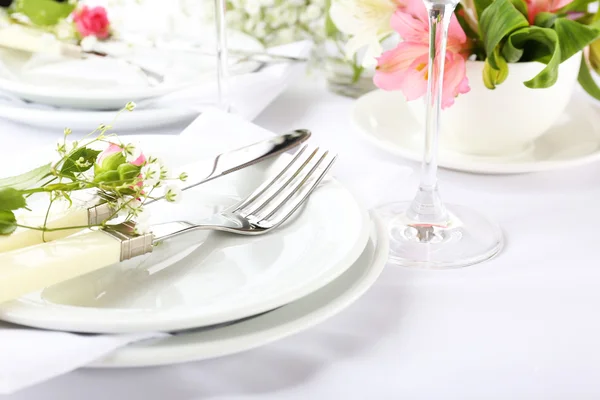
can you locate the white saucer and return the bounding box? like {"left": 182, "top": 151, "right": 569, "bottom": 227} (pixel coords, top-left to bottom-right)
{"left": 89, "top": 214, "right": 388, "bottom": 368}
{"left": 352, "top": 90, "right": 600, "bottom": 174}
{"left": 0, "top": 134, "right": 371, "bottom": 334}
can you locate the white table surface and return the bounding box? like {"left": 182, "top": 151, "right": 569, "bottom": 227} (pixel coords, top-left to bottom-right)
{"left": 3, "top": 74, "right": 600, "bottom": 399}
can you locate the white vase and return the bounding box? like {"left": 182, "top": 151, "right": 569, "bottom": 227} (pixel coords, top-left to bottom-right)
{"left": 406, "top": 52, "right": 582, "bottom": 156}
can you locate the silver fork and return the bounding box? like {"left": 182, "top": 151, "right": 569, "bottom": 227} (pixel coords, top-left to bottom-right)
{"left": 105, "top": 145, "right": 337, "bottom": 261}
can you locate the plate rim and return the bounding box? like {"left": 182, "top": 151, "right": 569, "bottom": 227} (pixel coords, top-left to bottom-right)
{"left": 89, "top": 212, "right": 388, "bottom": 368}
{"left": 352, "top": 89, "right": 600, "bottom": 174}
{"left": 0, "top": 139, "right": 372, "bottom": 333}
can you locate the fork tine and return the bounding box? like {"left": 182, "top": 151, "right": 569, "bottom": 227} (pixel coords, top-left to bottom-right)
{"left": 253, "top": 151, "right": 337, "bottom": 226}
{"left": 231, "top": 144, "right": 309, "bottom": 212}
{"left": 240, "top": 147, "right": 320, "bottom": 216}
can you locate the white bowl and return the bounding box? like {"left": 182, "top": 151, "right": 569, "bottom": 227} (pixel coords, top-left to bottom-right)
{"left": 406, "top": 52, "right": 582, "bottom": 156}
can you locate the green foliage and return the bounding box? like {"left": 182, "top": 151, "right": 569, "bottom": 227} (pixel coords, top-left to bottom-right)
{"left": 12, "top": 0, "right": 76, "bottom": 26}
{"left": 61, "top": 147, "right": 102, "bottom": 178}
{"left": 0, "top": 163, "right": 50, "bottom": 190}
{"left": 0, "top": 210, "right": 17, "bottom": 235}
{"left": 0, "top": 188, "right": 26, "bottom": 210}
{"left": 476, "top": 0, "right": 600, "bottom": 89}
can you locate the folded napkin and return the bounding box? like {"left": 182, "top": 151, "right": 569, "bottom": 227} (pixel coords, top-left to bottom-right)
{"left": 0, "top": 108, "right": 412, "bottom": 395}
{"left": 0, "top": 40, "right": 312, "bottom": 121}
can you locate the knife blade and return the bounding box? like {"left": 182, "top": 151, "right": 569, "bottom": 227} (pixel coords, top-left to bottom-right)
{"left": 0, "top": 130, "right": 311, "bottom": 253}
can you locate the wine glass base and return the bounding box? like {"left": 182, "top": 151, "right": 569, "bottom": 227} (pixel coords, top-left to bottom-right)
{"left": 377, "top": 201, "right": 504, "bottom": 269}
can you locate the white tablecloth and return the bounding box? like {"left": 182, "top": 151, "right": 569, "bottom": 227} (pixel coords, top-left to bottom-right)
{"left": 3, "top": 75, "right": 600, "bottom": 399}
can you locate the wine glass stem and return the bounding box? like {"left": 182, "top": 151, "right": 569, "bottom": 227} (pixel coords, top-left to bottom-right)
{"left": 214, "top": 0, "right": 230, "bottom": 111}
{"left": 407, "top": 1, "right": 457, "bottom": 225}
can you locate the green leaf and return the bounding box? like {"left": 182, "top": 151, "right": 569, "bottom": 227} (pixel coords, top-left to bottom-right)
{"left": 578, "top": 53, "right": 600, "bottom": 100}
{"left": 117, "top": 163, "right": 140, "bottom": 181}
{"left": 482, "top": 49, "right": 509, "bottom": 89}
{"left": 0, "top": 210, "right": 17, "bottom": 235}
{"left": 0, "top": 163, "right": 51, "bottom": 190}
{"left": 589, "top": 38, "right": 600, "bottom": 73}
{"left": 474, "top": 0, "right": 494, "bottom": 19}
{"left": 534, "top": 12, "right": 557, "bottom": 28}
{"left": 504, "top": 26, "right": 561, "bottom": 88}
{"left": 554, "top": 18, "right": 600, "bottom": 62}
{"left": 509, "top": 0, "right": 529, "bottom": 18}
{"left": 480, "top": 0, "right": 529, "bottom": 69}
{"left": 0, "top": 188, "right": 26, "bottom": 211}
{"left": 13, "top": 0, "right": 76, "bottom": 26}
{"left": 324, "top": 0, "right": 338, "bottom": 38}
{"left": 61, "top": 147, "right": 102, "bottom": 178}
{"left": 556, "top": 0, "right": 597, "bottom": 13}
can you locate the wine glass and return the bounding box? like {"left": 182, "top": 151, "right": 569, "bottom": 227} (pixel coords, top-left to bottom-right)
{"left": 377, "top": 0, "right": 503, "bottom": 269}
{"left": 213, "top": 0, "right": 230, "bottom": 112}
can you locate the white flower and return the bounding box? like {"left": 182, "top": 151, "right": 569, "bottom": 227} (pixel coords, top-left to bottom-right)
{"left": 164, "top": 184, "right": 182, "bottom": 203}
{"left": 122, "top": 143, "right": 142, "bottom": 163}
{"left": 274, "top": 28, "right": 296, "bottom": 44}
{"left": 80, "top": 36, "right": 99, "bottom": 53}
{"left": 141, "top": 163, "right": 161, "bottom": 187}
{"left": 244, "top": 0, "right": 262, "bottom": 16}
{"left": 300, "top": 4, "right": 322, "bottom": 22}
{"left": 136, "top": 208, "right": 151, "bottom": 223}
{"left": 329, "top": 0, "right": 397, "bottom": 67}
{"left": 280, "top": 8, "right": 299, "bottom": 25}
{"left": 134, "top": 221, "right": 151, "bottom": 235}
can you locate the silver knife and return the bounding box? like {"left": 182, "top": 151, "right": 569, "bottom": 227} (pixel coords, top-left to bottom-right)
{"left": 88, "top": 130, "right": 311, "bottom": 224}
{"left": 0, "top": 130, "right": 310, "bottom": 252}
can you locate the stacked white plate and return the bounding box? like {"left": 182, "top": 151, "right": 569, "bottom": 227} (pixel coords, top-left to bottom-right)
{"left": 0, "top": 135, "right": 389, "bottom": 367}
{"left": 0, "top": 32, "right": 309, "bottom": 131}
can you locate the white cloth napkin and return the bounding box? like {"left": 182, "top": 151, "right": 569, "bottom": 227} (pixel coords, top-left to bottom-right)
{"left": 0, "top": 40, "right": 312, "bottom": 121}
{"left": 0, "top": 108, "right": 411, "bottom": 395}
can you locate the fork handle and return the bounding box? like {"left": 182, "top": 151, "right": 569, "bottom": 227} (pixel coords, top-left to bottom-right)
{"left": 0, "top": 229, "right": 148, "bottom": 305}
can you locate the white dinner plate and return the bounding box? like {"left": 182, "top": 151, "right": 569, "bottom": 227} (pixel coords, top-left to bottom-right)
{"left": 0, "top": 31, "right": 263, "bottom": 110}
{"left": 89, "top": 213, "right": 388, "bottom": 368}
{"left": 353, "top": 90, "right": 600, "bottom": 174}
{"left": 0, "top": 101, "right": 199, "bottom": 131}
{"left": 0, "top": 135, "right": 371, "bottom": 333}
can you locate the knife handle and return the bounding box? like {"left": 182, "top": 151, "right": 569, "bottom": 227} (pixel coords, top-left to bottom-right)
{"left": 0, "top": 226, "right": 153, "bottom": 305}
{"left": 0, "top": 208, "right": 89, "bottom": 253}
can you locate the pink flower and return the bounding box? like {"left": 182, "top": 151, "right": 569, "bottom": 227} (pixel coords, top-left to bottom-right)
{"left": 97, "top": 143, "right": 146, "bottom": 168}
{"left": 73, "top": 6, "right": 110, "bottom": 39}
{"left": 526, "top": 0, "right": 573, "bottom": 24}
{"left": 373, "top": 0, "right": 470, "bottom": 109}
{"left": 97, "top": 143, "right": 122, "bottom": 165}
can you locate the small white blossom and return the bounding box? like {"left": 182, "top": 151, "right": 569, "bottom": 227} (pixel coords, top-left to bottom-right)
{"left": 125, "top": 101, "right": 136, "bottom": 111}
{"left": 136, "top": 208, "right": 151, "bottom": 223}
{"left": 164, "top": 184, "right": 182, "bottom": 203}
{"left": 134, "top": 221, "right": 151, "bottom": 235}
{"left": 141, "top": 163, "right": 161, "bottom": 187}
{"left": 80, "top": 36, "right": 99, "bottom": 53}
{"left": 122, "top": 143, "right": 142, "bottom": 163}
{"left": 178, "top": 172, "right": 188, "bottom": 182}
{"left": 244, "top": 0, "right": 261, "bottom": 15}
